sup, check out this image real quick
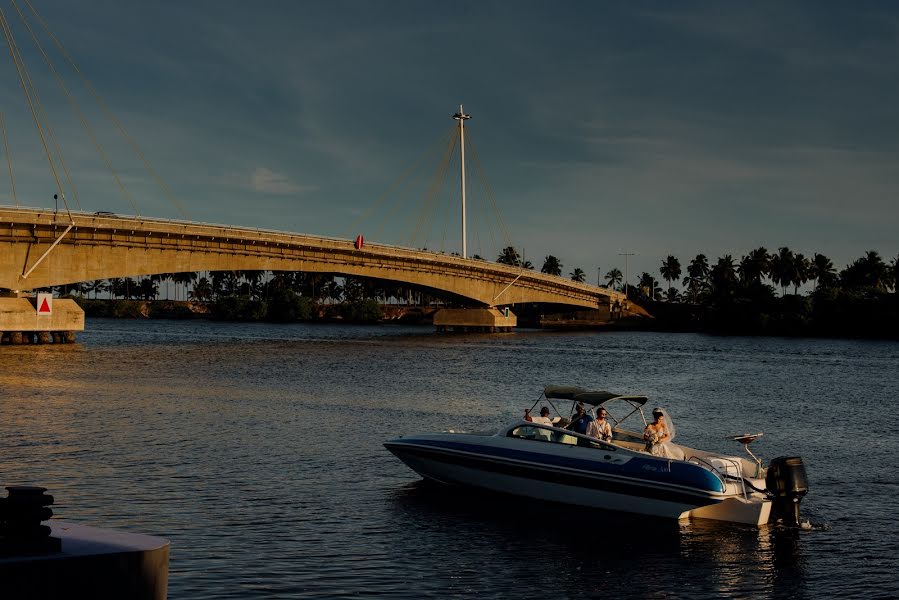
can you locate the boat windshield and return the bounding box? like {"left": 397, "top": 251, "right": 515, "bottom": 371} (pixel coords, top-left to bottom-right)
{"left": 507, "top": 423, "right": 616, "bottom": 451}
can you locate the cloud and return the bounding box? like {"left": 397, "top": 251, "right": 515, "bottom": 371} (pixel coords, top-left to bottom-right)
{"left": 250, "top": 167, "right": 309, "bottom": 195}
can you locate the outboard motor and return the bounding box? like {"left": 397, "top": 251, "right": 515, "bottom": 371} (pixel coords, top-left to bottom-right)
{"left": 765, "top": 456, "right": 809, "bottom": 526}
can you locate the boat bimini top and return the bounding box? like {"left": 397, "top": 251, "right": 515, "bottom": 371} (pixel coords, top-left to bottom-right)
{"left": 537, "top": 385, "right": 650, "bottom": 429}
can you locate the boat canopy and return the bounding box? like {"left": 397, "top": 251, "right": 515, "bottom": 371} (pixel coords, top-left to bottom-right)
{"left": 543, "top": 386, "right": 588, "bottom": 400}
{"left": 543, "top": 385, "right": 646, "bottom": 407}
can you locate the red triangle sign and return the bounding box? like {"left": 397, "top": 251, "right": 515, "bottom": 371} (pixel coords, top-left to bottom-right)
{"left": 38, "top": 298, "right": 51, "bottom": 313}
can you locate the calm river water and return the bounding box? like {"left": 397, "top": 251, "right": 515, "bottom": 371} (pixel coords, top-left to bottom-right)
{"left": 2, "top": 319, "right": 898, "bottom": 599}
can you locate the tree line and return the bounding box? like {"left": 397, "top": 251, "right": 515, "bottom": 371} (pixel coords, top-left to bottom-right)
{"left": 499, "top": 245, "right": 899, "bottom": 337}
{"left": 497, "top": 245, "right": 898, "bottom": 297}
{"left": 52, "top": 271, "right": 451, "bottom": 323}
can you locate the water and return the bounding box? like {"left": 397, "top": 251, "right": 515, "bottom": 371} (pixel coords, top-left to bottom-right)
{"left": 2, "top": 319, "right": 898, "bottom": 599}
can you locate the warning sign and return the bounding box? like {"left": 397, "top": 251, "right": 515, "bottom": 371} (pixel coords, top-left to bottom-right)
{"left": 37, "top": 292, "right": 52, "bottom": 316}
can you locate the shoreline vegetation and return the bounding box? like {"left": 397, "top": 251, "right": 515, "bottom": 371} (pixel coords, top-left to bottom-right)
{"left": 49, "top": 246, "right": 897, "bottom": 340}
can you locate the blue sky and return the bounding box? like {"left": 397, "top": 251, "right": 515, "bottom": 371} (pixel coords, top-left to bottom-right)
{"left": 1, "top": 1, "right": 897, "bottom": 283}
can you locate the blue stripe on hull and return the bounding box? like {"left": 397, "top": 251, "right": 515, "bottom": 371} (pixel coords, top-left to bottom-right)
{"left": 397, "top": 438, "right": 724, "bottom": 494}
{"left": 385, "top": 441, "right": 724, "bottom": 507}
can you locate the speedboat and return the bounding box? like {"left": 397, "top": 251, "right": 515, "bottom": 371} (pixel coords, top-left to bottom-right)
{"left": 384, "top": 385, "right": 809, "bottom": 526}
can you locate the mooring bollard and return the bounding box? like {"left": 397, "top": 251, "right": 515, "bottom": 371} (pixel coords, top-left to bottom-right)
{"left": 0, "top": 485, "right": 60, "bottom": 556}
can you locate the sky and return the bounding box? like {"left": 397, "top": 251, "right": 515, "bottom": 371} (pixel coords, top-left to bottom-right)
{"left": 1, "top": 0, "right": 897, "bottom": 284}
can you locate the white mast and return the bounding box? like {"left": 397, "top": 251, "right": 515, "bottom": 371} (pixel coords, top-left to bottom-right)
{"left": 453, "top": 105, "right": 471, "bottom": 258}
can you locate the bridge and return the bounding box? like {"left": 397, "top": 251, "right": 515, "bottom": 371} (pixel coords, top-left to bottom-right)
{"left": 0, "top": 206, "right": 632, "bottom": 338}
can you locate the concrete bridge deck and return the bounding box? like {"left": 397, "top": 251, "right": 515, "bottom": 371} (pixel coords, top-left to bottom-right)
{"left": 0, "top": 206, "right": 627, "bottom": 310}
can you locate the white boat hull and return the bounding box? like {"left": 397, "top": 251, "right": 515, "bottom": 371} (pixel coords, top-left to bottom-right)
{"left": 386, "top": 429, "right": 775, "bottom": 525}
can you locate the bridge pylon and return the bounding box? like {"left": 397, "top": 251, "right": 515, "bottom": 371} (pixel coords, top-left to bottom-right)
{"left": 432, "top": 307, "right": 517, "bottom": 333}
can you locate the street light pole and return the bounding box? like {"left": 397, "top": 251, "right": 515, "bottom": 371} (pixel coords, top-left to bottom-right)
{"left": 452, "top": 105, "right": 471, "bottom": 259}
{"left": 618, "top": 252, "right": 635, "bottom": 297}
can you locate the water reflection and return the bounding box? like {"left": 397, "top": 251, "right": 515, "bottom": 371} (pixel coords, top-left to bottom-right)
{"left": 391, "top": 482, "right": 806, "bottom": 599}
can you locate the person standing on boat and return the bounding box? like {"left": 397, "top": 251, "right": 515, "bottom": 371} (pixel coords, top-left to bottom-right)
{"left": 588, "top": 407, "right": 613, "bottom": 442}
{"left": 643, "top": 407, "right": 675, "bottom": 457}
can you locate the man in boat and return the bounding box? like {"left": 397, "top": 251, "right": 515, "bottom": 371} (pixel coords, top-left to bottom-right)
{"left": 588, "top": 407, "right": 613, "bottom": 442}
{"left": 567, "top": 402, "right": 595, "bottom": 446}
{"left": 531, "top": 407, "right": 556, "bottom": 427}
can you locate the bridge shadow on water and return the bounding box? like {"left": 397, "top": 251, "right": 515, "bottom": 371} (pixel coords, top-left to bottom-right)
{"left": 387, "top": 480, "right": 808, "bottom": 599}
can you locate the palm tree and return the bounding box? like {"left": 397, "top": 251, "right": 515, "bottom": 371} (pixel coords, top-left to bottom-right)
{"left": 708, "top": 255, "right": 738, "bottom": 300}
{"left": 809, "top": 253, "right": 836, "bottom": 290}
{"left": 659, "top": 255, "right": 681, "bottom": 292}
{"left": 682, "top": 254, "right": 709, "bottom": 303}
{"left": 769, "top": 247, "right": 796, "bottom": 296}
{"left": 324, "top": 280, "right": 343, "bottom": 304}
{"left": 840, "top": 250, "right": 889, "bottom": 291}
{"left": 190, "top": 277, "right": 213, "bottom": 301}
{"left": 570, "top": 268, "right": 586, "bottom": 283}
{"left": 497, "top": 246, "right": 522, "bottom": 266}
{"left": 82, "top": 280, "right": 106, "bottom": 299}
{"left": 604, "top": 268, "right": 623, "bottom": 290}
{"left": 240, "top": 270, "right": 266, "bottom": 300}
{"left": 664, "top": 287, "right": 681, "bottom": 302}
{"left": 139, "top": 277, "right": 158, "bottom": 300}
{"left": 738, "top": 247, "right": 770, "bottom": 286}
{"left": 793, "top": 253, "right": 811, "bottom": 295}
{"left": 541, "top": 255, "right": 563, "bottom": 276}
{"left": 107, "top": 278, "right": 123, "bottom": 299}
{"left": 172, "top": 272, "right": 197, "bottom": 301}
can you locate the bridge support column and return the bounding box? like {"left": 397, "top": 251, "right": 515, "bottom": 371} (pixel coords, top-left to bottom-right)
{"left": 433, "top": 307, "right": 517, "bottom": 333}
{"left": 0, "top": 297, "right": 85, "bottom": 345}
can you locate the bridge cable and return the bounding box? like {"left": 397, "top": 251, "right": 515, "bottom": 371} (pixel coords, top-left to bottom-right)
{"left": 466, "top": 132, "right": 494, "bottom": 260}
{"left": 3, "top": 3, "right": 82, "bottom": 212}
{"left": 0, "top": 111, "right": 17, "bottom": 206}
{"left": 410, "top": 133, "right": 455, "bottom": 249}
{"left": 407, "top": 136, "right": 448, "bottom": 247}
{"left": 430, "top": 138, "right": 454, "bottom": 252}
{"left": 406, "top": 131, "right": 455, "bottom": 249}
{"left": 437, "top": 145, "right": 454, "bottom": 253}
{"left": 22, "top": 0, "right": 189, "bottom": 220}
{"left": 466, "top": 131, "right": 513, "bottom": 251}
{"left": 0, "top": 7, "right": 72, "bottom": 220}
{"left": 11, "top": 0, "right": 139, "bottom": 216}
{"left": 346, "top": 124, "right": 455, "bottom": 242}
{"left": 371, "top": 159, "right": 430, "bottom": 245}
{"left": 369, "top": 135, "right": 447, "bottom": 245}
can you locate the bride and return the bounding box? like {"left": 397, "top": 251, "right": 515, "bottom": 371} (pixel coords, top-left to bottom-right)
{"left": 643, "top": 407, "right": 678, "bottom": 458}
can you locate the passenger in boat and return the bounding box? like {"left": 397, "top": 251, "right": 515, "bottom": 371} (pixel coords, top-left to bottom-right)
{"left": 643, "top": 407, "right": 674, "bottom": 457}
{"left": 567, "top": 403, "right": 595, "bottom": 446}
{"left": 531, "top": 407, "right": 555, "bottom": 427}
{"left": 588, "top": 407, "right": 613, "bottom": 442}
